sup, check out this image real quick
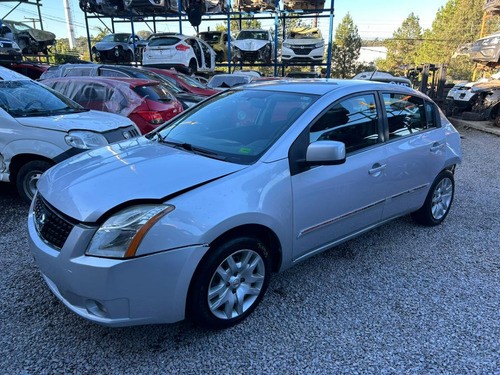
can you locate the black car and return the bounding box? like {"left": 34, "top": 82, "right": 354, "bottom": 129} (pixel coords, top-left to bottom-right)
{"left": 39, "top": 63, "right": 205, "bottom": 109}
{"left": 0, "top": 37, "right": 22, "bottom": 63}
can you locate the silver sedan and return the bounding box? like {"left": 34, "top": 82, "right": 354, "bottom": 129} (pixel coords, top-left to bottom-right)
{"left": 28, "top": 80, "right": 462, "bottom": 329}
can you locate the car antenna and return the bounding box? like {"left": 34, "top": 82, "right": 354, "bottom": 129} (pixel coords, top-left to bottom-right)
{"left": 369, "top": 70, "right": 378, "bottom": 81}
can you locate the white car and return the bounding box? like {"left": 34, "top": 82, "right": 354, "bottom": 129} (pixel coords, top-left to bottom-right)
{"left": 232, "top": 29, "right": 275, "bottom": 64}
{"left": 0, "top": 66, "right": 140, "bottom": 202}
{"left": 281, "top": 27, "right": 324, "bottom": 63}
{"left": 142, "top": 33, "right": 216, "bottom": 74}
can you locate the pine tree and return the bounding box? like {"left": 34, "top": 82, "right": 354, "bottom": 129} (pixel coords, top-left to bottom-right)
{"left": 330, "top": 13, "right": 362, "bottom": 78}
{"left": 378, "top": 13, "right": 422, "bottom": 74}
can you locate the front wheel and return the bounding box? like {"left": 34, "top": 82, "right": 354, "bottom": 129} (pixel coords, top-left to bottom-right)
{"left": 411, "top": 170, "right": 455, "bottom": 226}
{"left": 16, "top": 160, "right": 53, "bottom": 203}
{"left": 187, "top": 237, "right": 272, "bottom": 329}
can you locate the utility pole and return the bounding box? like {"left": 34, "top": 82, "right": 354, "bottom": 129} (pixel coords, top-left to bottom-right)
{"left": 63, "top": 0, "right": 76, "bottom": 49}
{"left": 24, "top": 17, "right": 41, "bottom": 29}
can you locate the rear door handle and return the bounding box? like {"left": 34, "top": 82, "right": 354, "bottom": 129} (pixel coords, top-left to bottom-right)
{"left": 430, "top": 142, "right": 445, "bottom": 153}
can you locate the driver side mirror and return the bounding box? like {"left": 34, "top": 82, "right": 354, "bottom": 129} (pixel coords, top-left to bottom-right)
{"left": 306, "top": 140, "right": 346, "bottom": 165}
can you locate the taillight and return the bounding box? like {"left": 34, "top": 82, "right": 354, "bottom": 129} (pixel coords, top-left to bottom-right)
{"left": 175, "top": 43, "right": 191, "bottom": 51}
{"left": 137, "top": 111, "right": 164, "bottom": 124}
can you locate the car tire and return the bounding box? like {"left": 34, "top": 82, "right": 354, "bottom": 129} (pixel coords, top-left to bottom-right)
{"left": 16, "top": 160, "right": 52, "bottom": 203}
{"left": 411, "top": 170, "right": 455, "bottom": 226}
{"left": 187, "top": 236, "right": 272, "bottom": 329}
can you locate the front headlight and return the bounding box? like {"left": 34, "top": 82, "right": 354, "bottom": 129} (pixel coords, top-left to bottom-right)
{"left": 314, "top": 42, "right": 324, "bottom": 48}
{"left": 65, "top": 130, "right": 109, "bottom": 149}
{"left": 283, "top": 42, "right": 291, "bottom": 49}
{"left": 86, "top": 205, "right": 174, "bottom": 258}
{"left": 12, "top": 41, "right": 21, "bottom": 50}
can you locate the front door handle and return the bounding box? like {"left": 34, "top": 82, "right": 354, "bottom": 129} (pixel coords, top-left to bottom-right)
{"left": 369, "top": 163, "right": 387, "bottom": 176}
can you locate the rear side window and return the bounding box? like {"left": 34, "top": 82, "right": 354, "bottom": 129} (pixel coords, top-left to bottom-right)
{"left": 148, "top": 37, "right": 180, "bottom": 47}
{"left": 133, "top": 84, "right": 175, "bottom": 102}
{"left": 310, "top": 93, "right": 380, "bottom": 153}
{"left": 383, "top": 93, "right": 437, "bottom": 139}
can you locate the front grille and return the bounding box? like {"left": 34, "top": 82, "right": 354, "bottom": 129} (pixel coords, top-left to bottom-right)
{"left": 33, "top": 195, "right": 76, "bottom": 250}
{"left": 291, "top": 46, "right": 315, "bottom": 55}
{"left": 103, "top": 125, "right": 140, "bottom": 143}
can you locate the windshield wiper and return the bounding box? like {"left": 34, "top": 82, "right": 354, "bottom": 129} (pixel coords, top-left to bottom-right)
{"left": 157, "top": 138, "right": 226, "bottom": 160}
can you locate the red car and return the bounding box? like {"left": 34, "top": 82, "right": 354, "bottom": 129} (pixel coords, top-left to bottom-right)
{"left": 144, "top": 67, "right": 219, "bottom": 97}
{"left": 42, "top": 76, "right": 183, "bottom": 134}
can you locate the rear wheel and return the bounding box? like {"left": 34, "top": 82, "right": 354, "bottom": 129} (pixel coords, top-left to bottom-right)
{"left": 16, "top": 160, "right": 53, "bottom": 203}
{"left": 187, "top": 236, "right": 272, "bottom": 329}
{"left": 411, "top": 170, "right": 455, "bottom": 226}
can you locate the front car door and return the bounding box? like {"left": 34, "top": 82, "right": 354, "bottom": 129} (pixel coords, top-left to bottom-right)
{"left": 380, "top": 92, "right": 447, "bottom": 219}
{"left": 290, "top": 92, "right": 388, "bottom": 262}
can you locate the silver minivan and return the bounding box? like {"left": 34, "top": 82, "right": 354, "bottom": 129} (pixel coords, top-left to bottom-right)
{"left": 0, "top": 66, "right": 140, "bottom": 201}
{"left": 28, "top": 80, "right": 462, "bottom": 329}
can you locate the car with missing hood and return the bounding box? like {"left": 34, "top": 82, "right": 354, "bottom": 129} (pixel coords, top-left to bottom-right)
{"left": 91, "top": 33, "right": 148, "bottom": 63}
{"left": 199, "top": 30, "right": 233, "bottom": 62}
{"left": 0, "top": 66, "right": 140, "bottom": 202}
{"left": 0, "top": 20, "right": 55, "bottom": 54}
{"left": 28, "top": 79, "right": 461, "bottom": 329}
{"left": 233, "top": 29, "right": 274, "bottom": 64}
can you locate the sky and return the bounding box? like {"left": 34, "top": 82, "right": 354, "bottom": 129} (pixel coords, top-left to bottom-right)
{"left": 0, "top": 0, "right": 449, "bottom": 41}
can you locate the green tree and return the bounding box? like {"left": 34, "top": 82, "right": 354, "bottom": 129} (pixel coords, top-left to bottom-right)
{"left": 416, "top": 0, "right": 499, "bottom": 80}
{"left": 378, "top": 13, "right": 422, "bottom": 74}
{"left": 329, "top": 13, "right": 362, "bottom": 78}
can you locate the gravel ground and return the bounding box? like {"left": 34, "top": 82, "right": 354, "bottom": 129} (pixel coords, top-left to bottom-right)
{"left": 1, "top": 125, "right": 499, "bottom": 374}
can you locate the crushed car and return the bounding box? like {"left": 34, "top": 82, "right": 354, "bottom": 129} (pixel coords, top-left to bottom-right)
{"left": 0, "top": 20, "right": 55, "bottom": 54}
{"left": 469, "top": 32, "right": 500, "bottom": 65}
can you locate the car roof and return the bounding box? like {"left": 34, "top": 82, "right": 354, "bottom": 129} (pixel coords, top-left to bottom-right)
{"left": 240, "top": 79, "right": 419, "bottom": 96}
{"left": 43, "top": 76, "right": 159, "bottom": 88}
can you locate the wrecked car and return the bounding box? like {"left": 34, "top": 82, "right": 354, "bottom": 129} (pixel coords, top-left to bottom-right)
{"left": 0, "top": 37, "right": 22, "bottom": 63}
{"left": 0, "top": 20, "right": 55, "bottom": 54}
{"left": 92, "top": 33, "right": 147, "bottom": 63}
{"left": 199, "top": 31, "right": 233, "bottom": 62}
{"left": 461, "top": 80, "right": 500, "bottom": 123}
{"left": 470, "top": 32, "right": 500, "bottom": 65}
{"left": 233, "top": 29, "right": 274, "bottom": 64}
{"left": 281, "top": 27, "right": 324, "bottom": 63}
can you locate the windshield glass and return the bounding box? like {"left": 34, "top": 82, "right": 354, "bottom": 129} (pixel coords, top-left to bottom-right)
{"left": 155, "top": 89, "right": 318, "bottom": 164}
{"left": 176, "top": 72, "right": 209, "bottom": 89}
{"left": 133, "top": 83, "right": 176, "bottom": 102}
{"left": 237, "top": 31, "right": 268, "bottom": 40}
{"left": 0, "top": 80, "right": 84, "bottom": 117}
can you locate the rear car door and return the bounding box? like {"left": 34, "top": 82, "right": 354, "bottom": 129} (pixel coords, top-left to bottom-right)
{"left": 380, "top": 92, "right": 447, "bottom": 220}
{"left": 290, "top": 92, "right": 388, "bottom": 261}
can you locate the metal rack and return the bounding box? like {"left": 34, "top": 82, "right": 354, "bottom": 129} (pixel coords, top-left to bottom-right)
{"left": 82, "top": 0, "right": 335, "bottom": 77}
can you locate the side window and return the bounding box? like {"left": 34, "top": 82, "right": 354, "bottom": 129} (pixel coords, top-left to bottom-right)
{"left": 100, "top": 69, "right": 128, "bottom": 77}
{"left": 309, "top": 94, "right": 380, "bottom": 153}
{"left": 383, "top": 93, "right": 434, "bottom": 139}
{"left": 425, "top": 101, "right": 439, "bottom": 128}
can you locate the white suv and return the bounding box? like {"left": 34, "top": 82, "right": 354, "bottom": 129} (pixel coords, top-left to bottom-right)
{"left": 0, "top": 66, "right": 140, "bottom": 202}
{"left": 281, "top": 27, "right": 324, "bottom": 63}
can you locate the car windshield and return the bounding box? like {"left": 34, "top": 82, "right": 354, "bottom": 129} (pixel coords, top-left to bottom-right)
{"left": 148, "top": 37, "right": 180, "bottom": 47}
{"left": 289, "top": 30, "right": 322, "bottom": 39}
{"left": 201, "top": 32, "right": 221, "bottom": 44}
{"left": 0, "top": 80, "right": 85, "bottom": 117}
{"left": 8, "top": 21, "right": 31, "bottom": 32}
{"left": 237, "top": 31, "right": 268, "bottom": 40}
{"left": 176, "top": 72, "right": 209, "bottom": 89}
{"left": 102, "top": 34, "right": 130, "bottom": 43}
{"left": 153, "top": 89, "right": 318, "bottom": 164}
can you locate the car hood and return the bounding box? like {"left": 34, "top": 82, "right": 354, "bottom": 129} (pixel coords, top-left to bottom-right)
{"left": 15, "top": 110, "right": 132, "bottom": 132}
{"left": 27, "top": 29, "right": 56, "bottom": 42}
{"left": 233, "top": 39, "right": 269, "bottom": 51}
{"left": 38, "top": 137, "right": 247, "bottom": 222}
{"left": 285, "top": 38, "right": 323, "bottom": 46}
